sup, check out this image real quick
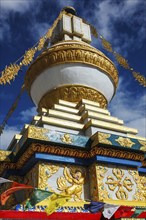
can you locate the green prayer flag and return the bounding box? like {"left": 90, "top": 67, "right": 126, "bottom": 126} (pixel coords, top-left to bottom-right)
{"left": 25, "top": 188, "right": 53, "bottom": 209}
{"left": 132, "top": 207, "right": 146, "bottom": 217}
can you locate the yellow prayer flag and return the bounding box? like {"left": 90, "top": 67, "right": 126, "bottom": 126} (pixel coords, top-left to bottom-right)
{"left": 37, "top": 193, "right": 71, "bottom": 215}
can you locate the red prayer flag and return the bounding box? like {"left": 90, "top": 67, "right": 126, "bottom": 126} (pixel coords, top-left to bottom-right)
{"left": 137, "top": 212, "right": 146, "bottom": 218}
{"left": 0, "top": 181, "right": 33, "bottom": 205}
{"left": 114, "top": 206, "right": 133, "bottom": 218}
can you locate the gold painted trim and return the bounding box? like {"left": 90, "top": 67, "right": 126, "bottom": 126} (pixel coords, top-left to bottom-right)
{"left": 58, "top": 99, "right": 77, "bottom": 108}
{"left": 62, "top": 201, "right": 89, "bottom": 207}
{"left": 0, "top": 150, "right": 11, "bottom": 161}
{"left": 25, "top": 41, "right": 118, "bottom": 91}
{"left": 0, "top": 143, "right": 144, "bottom": 175}
{"left": 80, "top": 103, "right": 109, "bottom": 114}
{"left": 48, "top": 109, "right": 81, "bottom": 122}
{"left": 38, "top": 85, "right": 107, "bottom": 109}
{"left": 115, "top": 137, "right": 135, "bottom": 148}
{"left": 91, "top": 132, "right": 112, "bottom": 147}
{"left": 85, "top": 119, "right": 138, "bottom": 134}
{"left": 54, "top": 104, "right": 79, "bottom": 114}
{"left": 33, "top": 116, "right": 41, "bottom": 121}
{"left": 28, "top": 126, "right": 49, "bottom": 141}
{"left": 40, "top": 116, "right": 84, "bottom": 130}
{"left": 103, "top": 199, "right": 146, "bottom": 207}
{"left": 37, "top": 200, "right": 89, "bottom": 207}
{"left": 82, "top": 111, "right": 123, "bottom": 125}
{"left": 78, "top": 98, "right": 100, "bottom": 107}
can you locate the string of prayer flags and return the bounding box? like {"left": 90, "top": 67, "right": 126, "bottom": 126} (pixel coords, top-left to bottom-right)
{"left": 37, "top": 193, "right": 71, "bottom": 215}
{"left": 103, "top": 204, "right": 120, "bottom": 219}
{"left": 0, "top": 181, "right": 33, "bottom": 205}
{"left": 0, "top": 84, "right": 25, "bottom": 136}
{"left": 0, "top": 10, "right": 64, "bottom": 85}
{"left": 25, "top": 188, "right": 53, "bottom": 210}
{"left": 0, "top": 178, "right": 13, "bottom": 184}
{"left": 84, "top": 201, "right": 105, "bottom": 213}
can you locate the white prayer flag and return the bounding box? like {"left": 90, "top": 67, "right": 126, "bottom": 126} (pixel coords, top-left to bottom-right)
{"left": 103, "top": 204, "right": 120, "bottom": 219}
{"left": 0, "top": 177, "right": 13, "bottom": 184}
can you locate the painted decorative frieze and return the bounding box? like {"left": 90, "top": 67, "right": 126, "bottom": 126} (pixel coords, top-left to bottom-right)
{"left": 91, "top": 132, "right": 146, "bottom": 152}
{"left": 89, "top": 164, "right": 146, "bottom": 206}
{"left": 38, "top": 163, "right": 89, "bottom": 202}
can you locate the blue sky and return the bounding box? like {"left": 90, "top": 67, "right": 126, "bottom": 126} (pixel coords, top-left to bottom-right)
{"left": 0, "top": 0, "right": 146, "bottom": 150}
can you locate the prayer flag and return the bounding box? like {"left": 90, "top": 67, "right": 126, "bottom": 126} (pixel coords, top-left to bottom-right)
{"left": 0, "top": 177, "right": 13, "bottom": 184}
{"left": 84, "top": 201, "right": 105, "bottom": 213}
{"left": 103, "top": 204, "right": 120, "bottom": 219}
{"left": 114, "top": 206, "right": 133, "bottom": 218}
{"left": 38, "top": 193, "right": 71, "bottom": 215}
{"left": 132, "top": 208, "right": 146, "bottom": 218}
{"left": 25, "top": 188, "right": 53, "bottom": 209}
{"left": 0, "top": 181, "right": 33, "bottom": 205}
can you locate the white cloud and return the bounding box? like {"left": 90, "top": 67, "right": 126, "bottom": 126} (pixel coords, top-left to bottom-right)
{"left": 1, "top": 0, "right": 34, "bottom": 13}
{"left": 0, "top": 21, "right": 10, "bottom": 41}
{"left": 0, "top": 107, "right": 37, "bottom": 150}
{"left": 30, "top": 22, "right": 50, "bottom": 40}
{"left": 127, "top": 118, "right": 146, "bottom": 137}
{"left": 0, "top": 126, "right": 20, "bottom": 150}
{"left": 0, "top": 0, "right": 41, "bottom": 42}
{"left": 20, "top": 107, "right": 37, "bottom": 121}
{"left": 88, "top": 0, "right": 146, "bottom": 53}
{"left": 109, "top": 77, "right": 146, "bottom": 137}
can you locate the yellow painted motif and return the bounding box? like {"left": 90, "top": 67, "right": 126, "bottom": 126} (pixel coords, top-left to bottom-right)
{"left": 28, "top": 126, "right": 49, "bottom": 141}
{"left": 105, "top": 169, "right": 134, "bottom": 200}
{"left": 57, "top": 167, "right": 85, "bottom": 201}
{"left": 61, "top": 134, "right": 72, "bottom": 144}
{"left": 115, "top": 137, "right": 135, "bottom": 148}
{"left": 91, "top": 164, "right": 146, "bottom": 207}
{"left": 39, "top": 163, "right": 59, "bottom": 190}
{"left": 139, "top": 140, "right": 146, "bottom": 151}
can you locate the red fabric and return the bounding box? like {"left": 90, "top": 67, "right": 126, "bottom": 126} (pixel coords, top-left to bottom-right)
{"left": 114, "top": 206, "right": 133, "bottom": 218}
{"left": 0, "top": 182, "right": 33, "bottom": 205}
{"left": 137, "top": 212, "right": 146, "bottom": 218}
{"left": 0, "top": 210, "right": 102, "bottom": 219}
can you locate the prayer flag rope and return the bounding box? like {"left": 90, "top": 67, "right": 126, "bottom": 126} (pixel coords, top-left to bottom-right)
{"left": 0, "top": 12, "right": 145, "bottom": 87}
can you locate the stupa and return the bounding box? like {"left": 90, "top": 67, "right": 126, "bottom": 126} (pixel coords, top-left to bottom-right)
{"left": 0, "top": 6, "right": 146, "bottom": 219}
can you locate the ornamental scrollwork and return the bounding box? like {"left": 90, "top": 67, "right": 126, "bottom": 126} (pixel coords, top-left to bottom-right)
{"left": 0, "top": 150, "right": 11, "bottom": 161}
{"left": 105, "top": 169, "right": 134, "bottom": 200}
{"left": 98, "top": 132, "right": 112, "bottom": 145}
{"left": 61, "top": 134, "right": 72, "bottom": 144}
{"left": 95, "top": 165, "right": 108, "bottom": 200}
{"left": 38, "top": 85, "right": 107, "bottom": 109}
{"left": 39, "top": 164, "right": 59, "bottom": 190}
{"left": 138, "top": 140, "right": 146, "bottom": 151}
{"left": 115, "top": 137, "right": 135, "bottom": 148}
{"left": 25, "top": 43, "right": 118, "bottom": 91}
{"left": 28, "top": 126, "right": 49, "bottom": 141}
{"left": 139, "top": 176, "right": 146, "bottom": 200}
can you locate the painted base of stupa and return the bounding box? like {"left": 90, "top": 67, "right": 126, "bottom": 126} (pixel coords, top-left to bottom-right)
{"left": 0, "top": 99, "right": 146, "bottom": 218}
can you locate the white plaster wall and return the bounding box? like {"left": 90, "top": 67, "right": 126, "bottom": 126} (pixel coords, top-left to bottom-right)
{"left": 30, "top": 63, "right": 115, "bottom": 106}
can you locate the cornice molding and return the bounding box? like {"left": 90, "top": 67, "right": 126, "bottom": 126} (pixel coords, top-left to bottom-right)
{"left": 25, "top": 41, "right": 118, "bottom": 93}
